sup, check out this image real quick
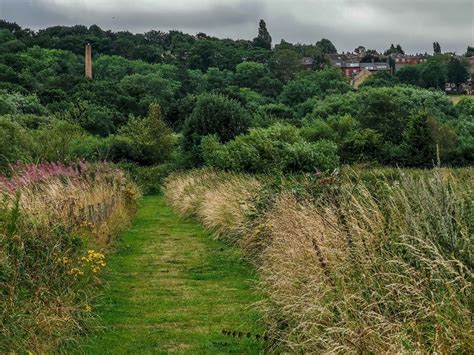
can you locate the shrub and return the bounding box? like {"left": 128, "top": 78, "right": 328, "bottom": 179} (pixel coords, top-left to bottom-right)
{"left": 202, "top": 124, "right": 339, "bottom": 173}
{"left": 182, "top": 93, "right": 250, "bottom": 163}
{"left": 339, "top": 128, "right": 384, "bottom": 163}
{"left": 119, "top": 163, "right": 176, "bottom": 195}
{"left": 0, "top": 91, "right": 47, "bottom": 116}
{"left": 118, "top": 103, "right": 176, "bottom": 165}
{"left": 402, "top": 111, "right": 436, "bottom": 167}
{"left": 254, "top": 103, "right": 296, "bottom": 126}
{"left": 300, "top": 119, "right": 335, "bottom": 142}
{"left": 284, "top": 140, "right": 339, "bottom": 172}
{"left": 0, "top": 117, "right": 34, "bottom": 171}
{"left": 31, "top": 119, "right": 85, "bottom": 162}
{"left": 279, "top": 67, "right": 351, "bottom": 106}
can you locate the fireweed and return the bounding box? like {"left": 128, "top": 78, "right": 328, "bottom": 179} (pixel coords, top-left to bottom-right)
{"left": 0, "top": 162, "right": 139, "bottom": 353}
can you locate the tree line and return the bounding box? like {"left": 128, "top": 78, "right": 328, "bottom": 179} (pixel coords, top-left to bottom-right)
{"left": 0, "top": 19, "right": 472, "bottom": 175}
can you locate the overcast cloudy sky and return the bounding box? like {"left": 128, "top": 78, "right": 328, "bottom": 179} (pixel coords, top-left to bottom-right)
{"left": 1, "top": 0, "right": 472, "bottom": 54}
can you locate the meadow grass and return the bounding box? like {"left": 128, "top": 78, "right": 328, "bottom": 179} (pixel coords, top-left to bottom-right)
{"left": 0, "top": 162, "right": 139, "bottom": 353}
{"left": 164, "top": 167, "right": 473, "bottom": 353}
{"left": 70, "top": 195, "right": 264, "bottom": 354}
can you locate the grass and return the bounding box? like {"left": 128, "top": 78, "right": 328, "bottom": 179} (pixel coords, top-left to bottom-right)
{"left": 163, "top": 168, "right": 473, "bottom": 353}
{"left": 70, "top": 195, "right": 263, "bottom": 354}
{"left": 0, "top": 162, "right": 139, "bottom": 353}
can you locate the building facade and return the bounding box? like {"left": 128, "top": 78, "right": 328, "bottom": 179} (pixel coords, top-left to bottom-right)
{"left": 328, "top": 53, "right": 390, "bottom": 78}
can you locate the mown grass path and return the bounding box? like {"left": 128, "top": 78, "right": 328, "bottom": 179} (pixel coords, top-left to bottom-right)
{"left": 73, "top": 195, "right": 263, "bottom": 354}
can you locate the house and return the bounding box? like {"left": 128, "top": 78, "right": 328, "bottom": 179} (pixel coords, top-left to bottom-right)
{"left": 328, "top": 53, "right": 361, "bottom": 78}
{"left": 329, "top": 53, "right": 391, "bottom": 78}
{"left": 359, "top": 62, "right": 390, "bottom": 72}
{"left": 301, "top": 57, "right": 315, "bottom": 68}
{"left": 392, "top": 53, "right": 429, "bottom": 72}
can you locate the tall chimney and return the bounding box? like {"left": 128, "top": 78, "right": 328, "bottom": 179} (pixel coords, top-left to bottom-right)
{"left": 85, "top": 43, "right": 92, "bottom": 79}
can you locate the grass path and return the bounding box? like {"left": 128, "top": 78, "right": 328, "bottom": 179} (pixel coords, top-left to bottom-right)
{"left": 72, "top": 195, "right": 263, "bottom": 354}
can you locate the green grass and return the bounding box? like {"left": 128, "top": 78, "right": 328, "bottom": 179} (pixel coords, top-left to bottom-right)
{"left": 69, "top": 195, "right": 263, "bottom": 354}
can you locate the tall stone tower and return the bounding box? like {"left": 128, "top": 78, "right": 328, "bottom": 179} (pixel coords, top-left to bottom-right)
{"left": 85, "top": 43, "right": 92, "bottom": 79}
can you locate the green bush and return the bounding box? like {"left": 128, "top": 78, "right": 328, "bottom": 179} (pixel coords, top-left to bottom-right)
{"left": 31, "top": 119, "right": 84, "bottom": 162}
{"left": 0, "top": 117, "right": 34, "bottom": 171}
{"left": 284, "top": 140, "right": 339, "bottom": 172}
{"left": 183, "top": 93, "right": 250, "bottom": 163}
{"left": 0, "top": 91, "right": 47, "bottom": 116}
{"left": 402, "top": 111, "right": 436, "bottom": 167}
{"left": 119, "top": 163, "right": 176, "bottom": 194}
{"left": 118, "top": 104, "right": 176, "bottom": 165}
{"left": 202, "top": 123, "right": 339, "bottom": 173}
{"left": 300, "top": 119, "right": 335, "bottom": 142}
{"left": 279, "top": 67, "right": 351, "bottom": 106}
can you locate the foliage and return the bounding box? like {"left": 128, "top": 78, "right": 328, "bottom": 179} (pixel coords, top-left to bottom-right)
{"left": 402, "top": 111, "right": 436, "bottom": 167}
{"left": 0, "top": 162, "right": 139, "bottom": 353}
{"left": 201, "top": 123, "right": 339, "bottom": 173}
{"left": 359, "top": 71, "right": 399, "bottom": 88}
{"left": 279, "top": 67, "right": 350, "bottom": 106}
{"left": 384, "top": 43, "right": 404, "bottom": 55}
{"left": 182, "top": 93, "right": 250, "bottom": 162}
{"left": 396, "top": 65, "right": 421, "bottom": 85}
{"left": 117, "top": 104, "right": 176, "bottom": 165}
{"left": 253, "top": 19, "right": 272, "bottom": 50}
{"left": 0, "top": 117, "right": 34, "bottom": 170}
{"left": 0, "top": 20, "right": 470, "bottom": 171}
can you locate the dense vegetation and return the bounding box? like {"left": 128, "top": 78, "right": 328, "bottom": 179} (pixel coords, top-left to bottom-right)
{"left": 0, "top": 162, "right": 139, "bottom": 352}
{"left": 0, "top": 18, "right": 473, "bottom": 353}
{"left": 164, "top": 168, "right": 473, "bottom": 353}
{"left": 0, "top": 19, "right": 472, "bottom": 179}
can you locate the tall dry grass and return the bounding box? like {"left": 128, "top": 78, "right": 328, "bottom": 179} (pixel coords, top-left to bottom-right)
{"left": 0, "top": 162, "right": 139, "bottom": 353}
{"left": 165, "top": 169, "right": 261, "bottom": 242}
{"left": 163, "top": 168, "right": 473, "bottom": 353}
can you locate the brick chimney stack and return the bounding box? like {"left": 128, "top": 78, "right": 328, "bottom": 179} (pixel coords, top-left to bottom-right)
{"left": 85, "top": 43, "right": 92, "bottom": 79}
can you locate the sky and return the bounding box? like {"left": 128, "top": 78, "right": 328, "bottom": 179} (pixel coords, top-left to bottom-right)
{"left": 1, "top": 0, "right": 473, "bottom": 54}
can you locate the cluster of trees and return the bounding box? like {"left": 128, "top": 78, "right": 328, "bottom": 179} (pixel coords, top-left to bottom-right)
{"left": 0, "top": 20, "right": 472, "bottom": 175}
{"left": 396, "top": 54, "right": 470, "bottom": 91}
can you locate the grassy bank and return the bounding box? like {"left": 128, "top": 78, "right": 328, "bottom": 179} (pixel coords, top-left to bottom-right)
{"left": 0, "top": 162, "right": 139, "bottom": 353}
{"left": 164, "top": 167, "right": 473, "bottom": 353}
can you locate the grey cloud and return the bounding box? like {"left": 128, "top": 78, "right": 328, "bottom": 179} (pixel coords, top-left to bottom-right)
{"left": 0, "top": 0, "right": 472, "bottom": 53}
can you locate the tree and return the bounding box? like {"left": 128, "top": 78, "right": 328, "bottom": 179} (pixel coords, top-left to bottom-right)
{"left": 118, "top": 103, "right": 175, "bottom": 165}
{"left": 396, "top": 65, "right": 421, "bottom": 86}
{"left": 315, "top": 38, "right": 337, "bottom": 54}
{"left": 420, "top": 56, "right": 446, "bottom": 89}
{"left": 234, "top": 61, "right": 268, "bottom": 89}
{"left": 62, "top": 101, "right": 116, "bottom": 136}
{"left": 354, "top": 46, "right": 366, "bottom": 55}
{"left": 188, "top": 39, "right": 218, "bottom": 71}
{"left": 253, "top": 19, "right": 272, "bottom": 50}
{"left": 360, "top": 49, "right": 382, "bottom": 63}
{"left": 446, "top": 57, "right": 469, "bottom": 89}
{"left": 403, "top": 111, "right": 435, "bottom": 167}
{"left": 182, "top": 93, "right": 250, "bottom": 162}
{"left": 268, "top": 48, "right": 302, "bottom": 82}
{"left": 465, "top": 46, "right": 474, "bottom": 57}
{"left": 359, "top": 71, "right": 399, "bottom": 88}
{"left": 279, "top": 67, "right": 350, "bottom": 106}
{"left": 357, "top": 87, "right": 413, "bottom": 144}
{"left": 433, "top": 42, "right": 442, "bottom": 54}
{"left": 384, "top": 43, "right": 405, "bottom": 55}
